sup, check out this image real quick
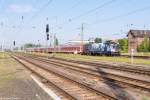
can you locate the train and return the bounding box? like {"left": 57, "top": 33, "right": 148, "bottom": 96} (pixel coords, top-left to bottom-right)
{"left": 26, "top": 41, "right": 120, "bottom": 56}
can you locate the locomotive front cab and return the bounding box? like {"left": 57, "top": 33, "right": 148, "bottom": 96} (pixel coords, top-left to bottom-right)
{"left": 104, "top": 41, "right": 120, "bottom": 56}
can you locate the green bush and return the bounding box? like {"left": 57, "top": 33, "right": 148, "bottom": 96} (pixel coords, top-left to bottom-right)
{"left": 118, "top": 38, "right": 128, "bottom": 52}
{"left": 137, "top": 36, "right": 150, "bottom": 52}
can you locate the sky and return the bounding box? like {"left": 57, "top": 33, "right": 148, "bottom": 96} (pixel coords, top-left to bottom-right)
{"left": 0, "top": 0, "right": 150, "bottom": 48}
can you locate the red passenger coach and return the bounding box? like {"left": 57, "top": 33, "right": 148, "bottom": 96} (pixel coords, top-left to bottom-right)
{"left": 26, "top": 44, "right": 84, "bottom": 54}
{"left": 59, "top": 45, "right": 84, "bottom": 54}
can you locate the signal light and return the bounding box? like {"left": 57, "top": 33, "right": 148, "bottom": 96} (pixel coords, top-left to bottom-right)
{"left": 47, "top": 34, "right": 49, "bottom": 40}
{"left": 13, "top": 41, "right": 16, "bottom": 46}
{"left": 46, "top": 24, "right": 49, "bottom": 33}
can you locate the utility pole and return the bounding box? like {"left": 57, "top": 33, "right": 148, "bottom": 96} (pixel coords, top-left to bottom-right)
{"left": 0, "top": 22, "right": 4, "bottom": 52}
{"left": 50, "top": 27, "right": 53, "bottom": 47}
{"left": 2, "top": 40, "right": 4, "bottom": 52}
{"left": 2, "top": 40, "right": 4, "bottom": 58}
{"left": 38, "top": 40, "right": 40, "bottom": 53}
{"left": 54, "top": 33, "right": 56, "bottom": 53}
{"left": 80, "top": 23, "right": 84, "bottom": 52}
{"left": 81, "top": 23, "right": 84, "bottom": 44}
{"left": 53, "top": 16, "right": 58, "bottom": 55}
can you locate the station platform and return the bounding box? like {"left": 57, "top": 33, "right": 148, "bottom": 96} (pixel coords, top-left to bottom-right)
{"left": 0, "top": 56, "right": 52, "bottom": 100}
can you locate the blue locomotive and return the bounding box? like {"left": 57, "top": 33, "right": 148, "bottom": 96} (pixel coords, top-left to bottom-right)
{"left": 83, "top": 41, "right": 120, "bottom": 56}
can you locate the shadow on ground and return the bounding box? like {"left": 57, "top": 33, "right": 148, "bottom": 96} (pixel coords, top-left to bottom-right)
{"left": 96, "top": 67, "right": 135, "bottom": 100}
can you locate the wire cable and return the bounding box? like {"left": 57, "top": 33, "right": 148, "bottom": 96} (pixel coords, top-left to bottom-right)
{"left": 69, "top": 0, "right": 116, "bottom": 21}
{"left": 92, "top": 5, "right": 150, "bottom": 25}
{"left": 28, "top": 0, "right": 53, "bottom": 23}
{"left": 53, "top": 0, "right": 116, "bottom": 29}
{"left": 48, "top": 0, "right": 86, "bottom": 23}
{"left": 17, "top": 0, "right": 53, "bottom": 34}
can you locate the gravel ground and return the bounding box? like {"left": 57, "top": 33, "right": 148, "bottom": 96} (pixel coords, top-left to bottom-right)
{"left": 0, "top": 56, "right": 52, "bottom": 100}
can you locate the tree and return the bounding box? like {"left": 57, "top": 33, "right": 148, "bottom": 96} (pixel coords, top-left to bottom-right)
{"left": 54, "top": 38, "right": 59, "bottom": 46}
{"left": 24, "top": 43, "right": 41, "bottom": 48}
{"left": 118, "top": 38, "right": 128, "bottom": 52}
{"left": 137, "top": 36, "right": 150, "bottom": 52}
{"left": 94, "top": 38, "right": 102, "bottom": 43}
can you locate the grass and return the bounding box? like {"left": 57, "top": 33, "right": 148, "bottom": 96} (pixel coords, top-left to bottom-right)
{"left": 0, "top": 61, "right": 11, "bottom": 86}
{"left": 0, "top": 53, "right": 19, "bottom": 87}
{"left": 142, "top": 96, "right": 149, "bottom": 100}
{"left": 24, "top": 52, "right": 150, "bottom": 65}
{"left": 55, "top": 54, "right": 150, "bottom": 65}
{"left": 122, "top": 52, "right": 150, "bottom": 56}
{"left": 0, "top": 52, "right": 10, "bottom": 59}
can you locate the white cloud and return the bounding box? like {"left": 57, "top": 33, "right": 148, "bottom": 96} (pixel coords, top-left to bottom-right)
{"left": 8, "top": 4, "right": 35, "bottom": 13}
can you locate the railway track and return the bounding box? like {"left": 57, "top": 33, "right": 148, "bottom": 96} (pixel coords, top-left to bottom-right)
{"left": 31, "top": 73, "right": 74, "bottom": 100}
{"left": 23, "top": 54, "right": 150, "bottom": 92}
{"left": 20, "top": 53, "right": 150, "bottom": 75}
{"left": 12, "top": 54, "right": 150, "bottom": 99}
{"left": 13, "top": 56, "right": 75, "bottom": 100}
{"left": 13, "top": 55, "right": 116, "bottom": 100}
{"left": 52, "top": 57, "right": 150, "bottom": 76}
{"left": 21, "top": 53, "right": 150, "bottom": 75}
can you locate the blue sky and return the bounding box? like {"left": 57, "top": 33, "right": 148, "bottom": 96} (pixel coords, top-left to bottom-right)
{"left": 0, "top": 0, "right": 150, "bottom": 48}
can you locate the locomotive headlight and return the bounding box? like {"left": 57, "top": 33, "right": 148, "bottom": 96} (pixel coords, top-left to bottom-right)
{"left": 111, "top": 48, "right": 115, "bottom": 52}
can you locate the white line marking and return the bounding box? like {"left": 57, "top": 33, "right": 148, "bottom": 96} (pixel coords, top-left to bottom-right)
{"left": 31, "top": 75, "right": 61, "bottom": 100}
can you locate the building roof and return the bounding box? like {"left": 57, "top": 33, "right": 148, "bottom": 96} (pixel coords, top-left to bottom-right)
{"left": 128, "top": 30, "right": 150, "bottom": 37}
{"left": 68, "top": 40, "right": 94, "bottom": 44}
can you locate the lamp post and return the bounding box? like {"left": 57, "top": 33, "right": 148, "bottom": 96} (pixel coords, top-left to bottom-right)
{"left": 38, "top": 40, "right": 40, "bottom": 53}
{"left": 54, "top": 33, "right": 55, "bottom": 53}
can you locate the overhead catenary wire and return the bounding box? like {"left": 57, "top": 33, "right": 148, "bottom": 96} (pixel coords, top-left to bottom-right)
{"left": 61, "top": 0, "right": 86, "bottom": 19}
{"left": 39, "top": 0, "right": 87, "bottom": 38}
{"left": 48, "top": 0, "right": 86, "bottom": 25}
{"left": 69, "top": 0, "right": 116, "bottom": 21}
{"left": 91, "top": 5, "right": 150, "bottom": 25}
{"left": 53, "top": 0, "right": 116, "bottom": 29}
{"left": 16, "top": 0, "right": 53, "bottom": 36}
{"left": 52, "top": 0, "right": 117, "bottom": 38}
{"left": 65, "top": 0, "right": 86, "bottom": 13}
{"left": 28, "top": 0, "right": 53, "bottom": 23}
{"left": 88, "top": 5, "right": 150, "bottom": 38}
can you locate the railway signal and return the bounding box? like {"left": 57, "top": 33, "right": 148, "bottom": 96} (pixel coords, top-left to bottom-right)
{"left": 13, "top": 41, "right": 16, "bottom": 47}
{"left": 21, "top": 16, "right": 24, "bottom": 21}
{"left": 46, "top": 24, "right": 49, "bottom": 33}
{"left": 45, "top": 19, "right": 50, "bottom": 54}
{"left": 47, "top": 33, "right": 49, "bottom": 40}
{"left": 46, "top": 24, "right": 50, "bottom": 40}
{"left": 46, "top": 24, "right": 50, "bottom": 45}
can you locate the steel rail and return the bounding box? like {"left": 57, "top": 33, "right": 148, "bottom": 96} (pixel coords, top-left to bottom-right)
{"left": 13, "top": 55, "right": 116, "bottom": 100}
{"left": 12, "top": 56, "right": 76, "bottom": 100}
{"left": 25, "top": 55, "right": 150, "bottom": 93}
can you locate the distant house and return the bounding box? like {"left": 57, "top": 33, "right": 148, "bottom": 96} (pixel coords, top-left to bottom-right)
{"left": 127, "top": 30, "right": 150, "bottom": 53}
